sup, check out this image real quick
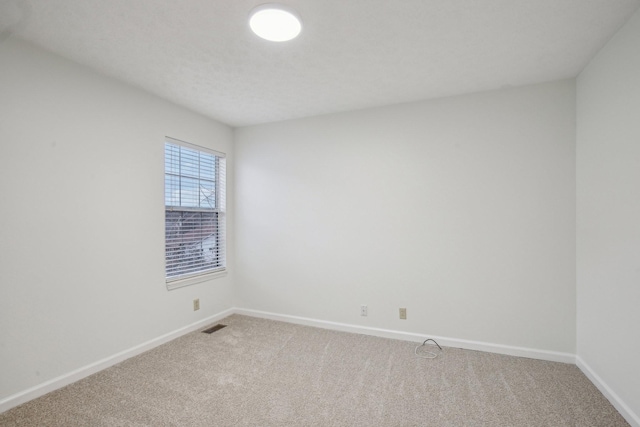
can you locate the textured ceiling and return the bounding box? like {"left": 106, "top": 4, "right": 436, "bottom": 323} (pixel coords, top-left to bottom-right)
{"left": 2, "top": 0, "right": 639, "bottom": 127}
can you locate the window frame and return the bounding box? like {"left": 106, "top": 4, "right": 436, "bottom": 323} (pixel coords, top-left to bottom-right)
{"left": 164, "top": 137, "right": 227, "bottom": 290}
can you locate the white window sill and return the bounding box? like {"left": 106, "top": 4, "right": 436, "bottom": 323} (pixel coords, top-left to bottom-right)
{"left": 166, "top": 269, "right": 227, "bottom": 291}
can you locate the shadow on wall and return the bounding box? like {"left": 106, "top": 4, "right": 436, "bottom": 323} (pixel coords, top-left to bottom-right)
{"left": 0, "top": 0, "right": 31, "bottom": 43}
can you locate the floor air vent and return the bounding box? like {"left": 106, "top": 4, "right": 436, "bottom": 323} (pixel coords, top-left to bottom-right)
{"left": 202, "top": 324, "right": 227, "bottom": 334}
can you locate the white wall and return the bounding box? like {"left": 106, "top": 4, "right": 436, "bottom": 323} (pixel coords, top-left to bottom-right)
{"left": 0, "top": 39, "right": 234, "bottom": 402}
{"left": 235, "top": 80, "right": 576, "bottom": 354}
{"left": 576, "top": 8, "right": 640, "bottom": 424}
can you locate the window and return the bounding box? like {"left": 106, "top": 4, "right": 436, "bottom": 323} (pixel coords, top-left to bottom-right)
{"left": 164, "top": 137, "right": 226, "bottom": 288}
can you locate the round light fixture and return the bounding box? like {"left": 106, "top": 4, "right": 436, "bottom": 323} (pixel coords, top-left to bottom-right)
{"left": 249, "top": 4, "right": 302, "bottom": 42}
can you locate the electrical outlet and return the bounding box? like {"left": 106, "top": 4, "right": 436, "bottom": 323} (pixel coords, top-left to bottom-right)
{"left": 399, "top": 307, "right": 407, "bottom": 319}
{"left": 360, "top": 305, "right": 368, "bottom": 316}
{"left": 193, "top": 298, "right": 200, "bottom": 311}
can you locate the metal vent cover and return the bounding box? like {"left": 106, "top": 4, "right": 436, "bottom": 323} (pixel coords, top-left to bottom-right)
{"left": 202, "top": 324, "right": 227, "bottom": 334}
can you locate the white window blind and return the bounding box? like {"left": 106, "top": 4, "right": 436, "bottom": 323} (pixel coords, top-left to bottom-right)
{"left": 164, "top": 138, "right": 226, "bottom": 287}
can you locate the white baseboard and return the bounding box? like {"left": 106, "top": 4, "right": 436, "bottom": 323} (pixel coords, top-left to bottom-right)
{"left": 234, "top": 308, "right": 576, "bottom": 364}
{"left": 576, "top": 356, "right": 640, "bottom": 427}
{"left": 0, "top": 308, "right": 234, "bottom": 414}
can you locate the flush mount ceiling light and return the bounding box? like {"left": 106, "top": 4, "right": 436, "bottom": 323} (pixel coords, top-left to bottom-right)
{"left": 249, "top": 4, "right": 302, "bottom": 42}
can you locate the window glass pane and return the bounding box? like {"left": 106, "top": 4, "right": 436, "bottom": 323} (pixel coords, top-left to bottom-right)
{"left": 180, "top": 147, "right": 199, "bottom": 178}
{"left": 180, "top": 177, "right": 199, "bottom": 207}
{"left": 165, "top": 174, "right": 180, "bottom": 206}
{"left": 199, "top": 180, "right": 215, "bottom": 208}
{"left": 199, "top": 153, "right": 215, "bottom": 181}
{"left": 165, "top": 143, "right": 180, "bottom": 175}
{"left": 165, "top": 211, "right": 219, "bottom": 278}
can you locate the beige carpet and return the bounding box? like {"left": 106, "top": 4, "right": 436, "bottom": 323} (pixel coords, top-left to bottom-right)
{"left": 0, "top": 315, "right": 629, "bottom": 426}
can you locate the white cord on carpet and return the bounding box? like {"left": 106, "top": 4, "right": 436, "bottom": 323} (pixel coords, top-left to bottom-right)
{"left": 415, "top": 338, "right": 442, "bottom": 359}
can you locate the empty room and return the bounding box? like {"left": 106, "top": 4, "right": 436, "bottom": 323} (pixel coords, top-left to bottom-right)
{"left": 1, "top": 0, "right": 639, "bottom": 425}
